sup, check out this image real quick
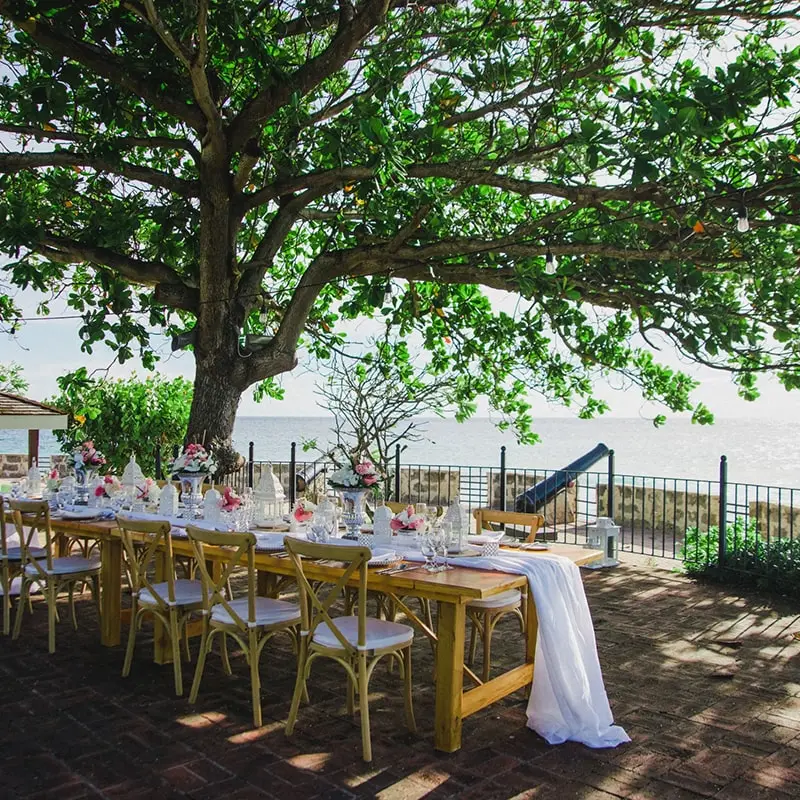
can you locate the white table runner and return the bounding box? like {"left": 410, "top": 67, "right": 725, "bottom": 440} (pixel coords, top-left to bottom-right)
{"left": 404, "top": 549, "right": 630, "bottom": 748}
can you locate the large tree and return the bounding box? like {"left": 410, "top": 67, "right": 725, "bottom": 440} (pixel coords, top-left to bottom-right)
{"left": 1, "top": 1, "right": 800, "bottom": 469}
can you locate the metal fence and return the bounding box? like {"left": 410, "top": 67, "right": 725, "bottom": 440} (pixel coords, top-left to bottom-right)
{"left": 155, "top": 442, "right": 800, "bottom": 592}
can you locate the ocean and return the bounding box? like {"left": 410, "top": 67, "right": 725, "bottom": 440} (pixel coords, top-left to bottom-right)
{"left": 3, "top": 416, "right": 799, "bottom": 488}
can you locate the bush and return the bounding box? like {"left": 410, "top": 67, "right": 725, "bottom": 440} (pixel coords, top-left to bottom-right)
{"left": 681, "top": 517, "right": 800, "bottom": 597}
{"left": 48, "top": 369, "right": 193, "bottom": 475}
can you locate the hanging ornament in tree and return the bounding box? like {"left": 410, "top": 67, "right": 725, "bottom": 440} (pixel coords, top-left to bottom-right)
{"left": 545, "top": 250, "right": 557, "bottom": 274}
{"left": 736, "top": 207, "right": 750, "bottom": 233}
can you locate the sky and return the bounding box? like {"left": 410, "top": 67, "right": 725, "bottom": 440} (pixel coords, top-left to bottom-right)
{"left": 3, "top": 282, "right": 797, "bottom": 421}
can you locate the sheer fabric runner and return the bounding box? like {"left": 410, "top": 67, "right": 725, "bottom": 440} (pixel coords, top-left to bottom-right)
{"left": 405, "top": 550, "right": 630, "bottom": 748}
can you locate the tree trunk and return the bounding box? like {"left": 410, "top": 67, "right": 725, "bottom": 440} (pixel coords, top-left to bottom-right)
{"left": 186, "top": 365, "right": 244, "bottom": 476}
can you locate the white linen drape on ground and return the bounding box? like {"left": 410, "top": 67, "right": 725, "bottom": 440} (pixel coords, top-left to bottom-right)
{"left": 404, "top": 550, "right": 630, "bottom": 748}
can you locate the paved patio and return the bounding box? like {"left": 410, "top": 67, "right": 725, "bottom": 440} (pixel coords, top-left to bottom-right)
{"left": 2, "top": 559, "right": 800, "bottom": 800}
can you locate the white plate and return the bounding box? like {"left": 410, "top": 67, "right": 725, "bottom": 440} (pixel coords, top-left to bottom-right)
{"left": 521, "top": 543, "right": 550, "bottom": 551}
{"left": 468, "top": 534, "right": 505, "bottom": 545}
{"left": 368, "top": 550, "right": 399, "bottom": 566}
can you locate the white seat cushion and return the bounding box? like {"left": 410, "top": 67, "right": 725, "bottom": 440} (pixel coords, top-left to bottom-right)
{"left": 137, "top": 579, "right": 205, "bottom": 607}
{"left": 1, "top": 546, "right": 47, "bottom": 561}
{"left": 0, "top": 577, "right": 42, "bottom": 597}
{"left": 467, "top": 589, "right": 522, "bottom": 610}
{"left": 24, "top": 556, "right": 100, "bottom": 577}
{"left": 211, "top": 597, "right": 300, "bottom": 628}
{"left": 313, "top": 615, "right": 413, "bottom": 651}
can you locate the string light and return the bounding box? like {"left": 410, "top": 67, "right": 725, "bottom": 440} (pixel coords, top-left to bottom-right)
{"left": 383, "top": 280, "right": 393, "bottom": 305}
{"left": 545, "top": 249, "right": 557, "bottom": 274}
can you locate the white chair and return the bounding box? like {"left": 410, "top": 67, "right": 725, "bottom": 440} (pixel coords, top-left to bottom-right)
{"left": 284, "top": 538, "right": 416, "bottom": 762}
{"left": 11, "top": 499, "right": 100, "bottom": 653}
{"left": 186, "top": 527, "right": 301, "bottom": 728}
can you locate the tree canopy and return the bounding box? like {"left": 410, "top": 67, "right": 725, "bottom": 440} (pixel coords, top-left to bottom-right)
{"left": 1, "top": 0, "right": 799, "bottom": 459}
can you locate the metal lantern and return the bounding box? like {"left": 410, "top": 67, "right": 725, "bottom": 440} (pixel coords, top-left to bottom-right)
{"left": 584, "top": 516, "right": 620, "bottom": 569}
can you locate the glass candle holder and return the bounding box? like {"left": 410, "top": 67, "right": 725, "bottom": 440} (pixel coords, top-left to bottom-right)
{"left": 481, "top": 540, "right": 500, "bottom": 558}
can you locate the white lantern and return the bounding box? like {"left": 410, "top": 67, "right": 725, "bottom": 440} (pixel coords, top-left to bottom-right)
{"left": 254, "top": 463, "right": 288, "bottom": 521}
{"left": 121, "top": 455, "right": 145, "bottom": 488}
{"left": 584, "top": 516, "right": 620, "bottom": 569}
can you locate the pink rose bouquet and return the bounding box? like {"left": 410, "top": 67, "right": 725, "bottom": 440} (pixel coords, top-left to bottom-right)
{"left": 95, "top": 474, "right": 122, "bottom": 498}
{"left": 220, "top": 486, "right": 242, "bottom": 512}
{"left": 293, "top": 498, "right": 316, "bottom": 523}
{"left": 329, "top": 459, "right": 382, "bottom": 489}
{"left": 74, "top": 440, "right": 106, "bottom": 470}
{"left": 390, "top": 505, "right": 427, "bottom": 532}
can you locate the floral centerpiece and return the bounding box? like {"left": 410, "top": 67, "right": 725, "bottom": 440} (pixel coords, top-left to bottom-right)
{"left": 46, "top": 468, "right": 61, "bottom": 492}
{"left": 293, "top": 498, "right": 316, "bottom": 523}
{"left": 220, "top": 486, "right": 241, "bottom": 512}
{"left": 135, "top": 478, "right": 161, "bottom": 505}
{"left": 95, "top": 474, "right": 122, "bottom": 499}
{"left": 169, "top": 443, "right": 217, "bottom": 475}
{"left": 329, "top": 459, "right": 381, "bottom": 489}
{"left": 390, "top": 505, "right": 426, "bottom": 533}
{"left": 74, "top": 440, "right": 106, "bottom": 477}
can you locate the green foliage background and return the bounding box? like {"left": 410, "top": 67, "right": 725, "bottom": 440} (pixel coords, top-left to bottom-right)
{"left": 47, "top": 369, "right": 193, "bottom": 475}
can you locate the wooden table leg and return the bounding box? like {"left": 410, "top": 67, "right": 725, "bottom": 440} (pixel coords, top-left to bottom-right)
{"left": 100, "top": 536, "right": 122, "bottom": 647}
{"left": 257, "top": 570, "right": 278, "bottom": 598}
{"left": 434, "top": 600, "right": 466, "bottom": 753}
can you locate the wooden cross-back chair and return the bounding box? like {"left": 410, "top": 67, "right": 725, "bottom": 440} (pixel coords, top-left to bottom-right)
{"left": 1, "top": 496, "right": 43, "bottom": 635}
{"left": 10, "top": 499, "right": 100, "bottom": 653}
{"left": 467, "top": 508, "right": 544, "bottom": 680}
{"left": 284, "top": 538, "right": 416, "bottom": 763}
{"left": 117, "top": 515, "right": 206, "bottom": 695}
{"left": 473, "top": 508, "right": 545, "bottom": 542}
{"left": 186, "top": 526, "right": 301, "bottom": 728}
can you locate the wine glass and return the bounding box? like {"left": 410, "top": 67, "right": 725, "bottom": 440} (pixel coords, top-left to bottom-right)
{"left": 420, "top": 533, "right": 437, "bottom": 572}
{"left": 432, "top": 526, "right": 449, "bottom": 571}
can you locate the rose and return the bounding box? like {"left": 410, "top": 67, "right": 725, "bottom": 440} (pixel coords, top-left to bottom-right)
{"left": 363, "top": 474, "right": 378, "bottom": 486}
{"left": 293, "top": 499, "right": 316, "bottom": 523}
{"left": 354, "top": 461, "right": 375, "bottom": 475}
{"left": 220, "top": 486, "right": 241, "bottom": 512}
{"left": 390, "top": 505, "right": 426, "bottom": 532}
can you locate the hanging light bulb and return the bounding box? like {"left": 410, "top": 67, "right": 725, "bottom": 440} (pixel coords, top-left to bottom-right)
{"left": 383, "top": 280, "right": 393, "bottom": 306}
{"left": 545, "top": 250, "right": 557, "bottom": 274}
{"left": 736, "top": 207, "right": 750, "bottom": 233}
{"left": 259, "top": 309, "right": 269, "bottom": 324}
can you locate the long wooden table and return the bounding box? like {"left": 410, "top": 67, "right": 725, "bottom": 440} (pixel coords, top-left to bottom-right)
{"left": 49, "top": 518, "right": 601, "bottom": 752}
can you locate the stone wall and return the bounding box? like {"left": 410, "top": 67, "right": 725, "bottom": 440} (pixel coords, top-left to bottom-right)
{"left": 396, "top": 467, "right": 460, "bottom": 507}
{"left": 0, "top": 453, "right": 27, "bottom": 479}
{"left": 749, "top": 499, "right": 800, "bottom": 538}
{"left": 597, "top": 483, "right": 720, "bottom": 532}
{"left": 488, "top": 471, "right": 577, "bottom": 525}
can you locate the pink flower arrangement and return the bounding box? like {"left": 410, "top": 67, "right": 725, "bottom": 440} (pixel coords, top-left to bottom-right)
{"left": 136, "top": 478, "right": 159, "bottom": 501}
{"left": 220, "top": 486, "right": 241, "bottom": 512}
{"left": 170, "top": 443, "right": 217, "bottom": 475}
{"left": 293, "top": 499, "right": 316, "bottom": 522}
{"left": 49, "top": 468, "right": 59, "bottom": 480}
{"left": 95, "top": 474, "right": 121, "bottom": 498}
{"left": 390, "top": 505, "right": 426, "bottom": 532}
{"left": 329, "top": 459, "right": 382, "bottom": 489}
{"left": 75, "top": 440, "right": 106, "bottom": 469}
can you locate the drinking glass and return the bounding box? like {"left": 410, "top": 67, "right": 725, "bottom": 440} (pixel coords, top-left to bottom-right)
{"left": 420, "top": 533, "right": 437, "bottom": 572}
{"left": 416, "top": 502, "right": 428, "bottom": 520}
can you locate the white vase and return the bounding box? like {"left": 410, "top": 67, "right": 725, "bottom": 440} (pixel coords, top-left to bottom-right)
{"left": 179, "top": 473, "right": 207, "bottom": 518}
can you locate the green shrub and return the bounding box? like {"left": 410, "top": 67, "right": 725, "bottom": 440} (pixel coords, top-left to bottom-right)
{"left": 682, "top": 517, "right": 800, "bottom": 597}
{"left": 48, "top": 369, "right": 192, "bottom": 475}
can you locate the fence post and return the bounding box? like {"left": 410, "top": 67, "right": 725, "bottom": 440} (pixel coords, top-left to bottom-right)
{"left": 607, "top": 449, "right": 615, "bottom": 519}
{"left": 289, "top": 441, "right": 297, "bottom": 506}
{"left": 394, "top": 444, "right": 401, "bottom": 501}
{"left": 154, "top": 447, "right": 162, "bottom": 481}
{"left": 499, "top": 446, "right": 507, "bottom": 512}
{"left": 247, "top": 441, "right": 254, "bottom": 489}
{"left": 718, "top": 455, "right": 728, "bottom": 567}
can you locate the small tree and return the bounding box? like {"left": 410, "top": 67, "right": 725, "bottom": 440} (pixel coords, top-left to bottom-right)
{"left": 306, "top": 340, "right": 455, "bottom": 496}
{"left": 48, "top": 369, "right": 193, "bottom": 475}
{"left": 0, "top": 362, "right": 28, "bottom": 394}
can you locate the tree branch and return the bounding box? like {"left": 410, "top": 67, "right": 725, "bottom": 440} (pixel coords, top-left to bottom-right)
{"left": 34, "top": 236, "right": 193, "bottom": 288}
{"left": 229, "top": 0, "right": 391, "bottom": 151}
{"left": 0, "top": 151, "right": 198, "bottom": 196}
{"left": 0, "top": 4, "right": 205, "bottom": 129}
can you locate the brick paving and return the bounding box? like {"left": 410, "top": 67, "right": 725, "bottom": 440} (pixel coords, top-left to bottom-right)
{"left": 2, "top": 560, "right": 800, "bottom": 799}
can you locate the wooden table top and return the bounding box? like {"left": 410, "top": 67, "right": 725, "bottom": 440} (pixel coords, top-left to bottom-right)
{"left": 50, "top": 518, "right": 602, "bottom": 602}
